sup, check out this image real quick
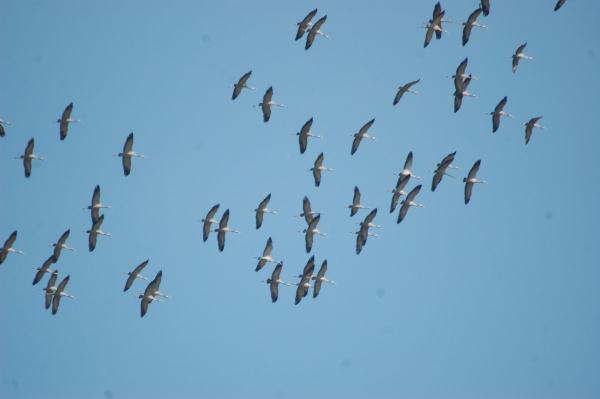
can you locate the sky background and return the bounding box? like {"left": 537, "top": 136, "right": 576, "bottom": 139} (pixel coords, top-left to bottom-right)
{"left": 1, "top": 1, "right": 600, "bottom": 398}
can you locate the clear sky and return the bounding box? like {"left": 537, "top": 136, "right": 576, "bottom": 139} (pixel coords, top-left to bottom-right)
{"left": 1, "top": 1, "right": 599, "bottom": 398}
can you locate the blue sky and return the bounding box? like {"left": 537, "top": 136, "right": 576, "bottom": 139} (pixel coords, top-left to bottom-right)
{"left": 1, "top": 1, "right": 599, "bottom": 398}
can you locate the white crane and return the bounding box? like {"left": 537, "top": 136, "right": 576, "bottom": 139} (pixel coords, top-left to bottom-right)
{"left": 52, "top": 275, "right": 75, "bottom": 315}
{"left": 124, "top": 259, "right": 150, "bottom": 292}
{"left": 0, "top": 231, "right": 24, "bottom": 265}
{"left": 257, "top": 86, "right": 284, "bottom": 123}
{"left": 85, "top": 185, "right": 111, "bottom": 224}
{"left": 202, "top": 204, "right": 220, "bottom": 242}
{"left": 512, "top": 42, "right": 533, "bottom": 73}
{"left": 347, "top": 186, "right": 371, "bottom": 216}
{"left": 215, "top": 209, "right": 240, "bottom": 252}
{"left": 490, "top": 96, "right": 513, "bottom": 133}
{"left": 397, "top": 185, "right": 424, "bottom": 224}
{"left": 394, "top": 79, "right": 420, "bottom": 106}
{"left": 52, "top": 229, "right": 74, "bottom": 262}
{"left": 305, "top": 15, "right": 329, "bottom": 50}
{"left": 116, "top": 132, "right": 144, "bottom": 176}
{"left": 525, "top": 116, "right": 545, "bottom": 145}
{"left": 351, "top": 118, "right": 376, "bottom": 155}
{"left": 86, "top": 214, "right": 111, "bottom": 252}
{"left": 310, "top": 152, "right": 333, "bottom": 187}
{"left": 43, "top": 270, "right": 59, "bottom": 310}
{"left": 57, "top": 102, "right": 80, "bottom": 140}
{"left": 300, "top": 214, "right": 327, "bottom": 253}
{"left": 32, "top": 255, "right": 56, "bottom": 285}
{"left": 139, "top": 270, "right": 168, "bottom": 317}
{"left": 464, "top": 160, "right": 487, "bottom": 204}
{"left": 17, "top": 138, "right": 44, "bottom": 178}
{"left": 295, "top": 9, "right": 318, "bottom": 41}
{"left": 255, "top": 193, "right": 277, "bottom": 229}
{"left": 255, "top": 237, "right": 276, "bottom": 272}
{"left": 462, "top": 8, "right": 487, "bottom": 46}
{"left": 295, "top": 117, "right": 321, "bottom": 154}
{"left": 232, "top": 70, "right": 255, "bottom": 100}
{"left": 432, "top": 151, "right": 457, "bottom": 192}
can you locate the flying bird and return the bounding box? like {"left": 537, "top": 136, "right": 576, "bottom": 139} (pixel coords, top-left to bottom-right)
{"left": 257, "top": 86, "right": 284, "bottom": 122}
{"left": 43, "top": 270, "right": 59, "bottom": 309}
{"left": 87, "top": 214, "right": 111, "bottom": 252}
{"left": 295, "top": 257, "right": 315, "bottom": 305}
{"left": 462, "top": 8, "right": 487, "bottom": 46}
{"left": 255, "top": 193, "right": 277, "bottom": 229}
{"left": 255, "top": 237, "right": 276, "bottom": 272}
{"left": 396, "top": 151, "right": 421, "bottom": 180}
{"left": 393, "top": 79, "right": 420, "bottom": 106}
{"left": 296, "top": 196, "right": 319, "bottom": 225}
{"left": 310, "top": 152, "right": 333, "bottom": 187}
{"left": 512, "top": 43, "right": 533, "bottom": 73}
{"left": 202, "top": 204, "right": 220, "bottom": 242}
{"left": 86, "top": 185, "right": 111, "bottom": 224}
{"left": 32, "top": 255, "right": 56, "bottom": 285}
{"left": 296, "top": 9, "right": 318, "bottom": 40}
{"left": 295, "top": 117, "right": 321, "bottom": 154}
{"left": 232, "top": 70, "right": 255, "bottom": 100}
{"left": 481, "top": 0, "right": 490, "bottom": 16}
{"left": 116, "top": 132, "right": 144, "bottom": 176}
{"left": 489, "top": 96, "right": 513, "bottom": 133}
{"left": 525, "top": 116, "right": 545, "bottom": 145}
{"left": 554, "top": 0, "right": 567, "bottom": 11}
{"left": 347, "top": 186, "right": 370, "bottom": 216}
{"left": 453, "top": 75, "right": 476, "bottom": 113}
{"left": 52, "top": 229, "right": 74, "bottom": 262}
{"left": 57, "top": 102, "right": 80, "bottom": 140}
{"left": 305, "top": 15, "right": 329, "bottom": 50}
{"left": 266, "top": 261, "right": 289, "bottom": 303}
{"left": 313, "top": 260, "right": 333, "bottom": 298}
{"left": 390, "top": 175, "right": 410, "bottom": 213}
{"left": 424, "top": 8, "right": 446, "bottom": 48}
{"left": 139, "top": 270, "right": 166, "bottom": 317}
{"left": 431, "top": 151, "right": 457, "bottom": 192}
{"left": 351, "top": 119, "right": 376, "bottom": 155}
{"left": 301, "top": 214, "right": 326, "bottom": 253}
{"left": 124, "top": 259, "right": 150, "bottom": 292}
{"left": 451, "top": 58, "right": 472, "bottom": 88}
{"left": 52, "top": 275, "right": 75, "bottom": 315}
{"left": 463, "top": 160, "right": 486, "bottom": 204}
{"left": 215, "top": 209, "right": 239, "bottom": 252}
{"left": 397, "top": 185, "right": 424, "bottom": 224}
{"left": 356, "top": 208, "right": 378, "bottom": 254}
{"left": 0, "top": 231, "right": 24, "bottom": 265}
{"left": 17, "top": 138, "right": 44, "bottom": 178}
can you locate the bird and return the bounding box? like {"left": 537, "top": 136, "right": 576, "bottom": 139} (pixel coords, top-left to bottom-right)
{"left": 296, "top": 196, "right": 319, "bottom": 225}
{"left": 356, "top": 208, "right": 378, "bottom": 254}
{"left": 57, "top": 102, "right": 80, "bottom": 140}
{"left": 52, "top": 229, "right": 74, "bottom": 263}
{"left": 462, "top": 8, "right": 487, "bottom": 46}
{"left": 525, "top": 116, "right": 545, "bottom": 145}
{"left": 390, "top": 175, "right": 410, "bottom": 213}
{"left": 86, "top": 185, "right": 111, "bottom": 224}
{"left": 0, "top": 231, "right": 24, "bottom": 265}
{"left": 257, "top": 86, "right": 284, "bottom": 122}
{"left": 431, "top": 151, "right": 457, "bottom": 192}
{"left": 87, "top": 214, "right": 111, "bottom": 252}
{"left": 255, "top": 237, "right": 276, "bottom": 272}
{"left": 116, "top": 132, "right": 144, "bottom": 176}
{"left": 313, "top": 260, "right": 334, "bottom": 298}
{"left": 215, "top": 209, "right": 239, "bottom": 252}
{"left": 124, "top": 259, "right": 150, "bottom": 292}
{"left": 490, "top": 96, "right": 513, "bottom": 133}
{"left": 463, "top": 160, "right": 486, "bottom": 204}
{"left": 430, "top": 2, "right": 447, "bottom": 40}
{"left": 43, "top": 270, "right": 59, "bottom": 310}
{"left": 139, "top": 270, "right": 164, "bottom": 317}
{"left": 393, "top": 79, "right": 420, "bottom": 106}
{"left": 295, "top": 8, "right": 318, "bottom": 41}
{"left": 232, "top": 70, "right": 255, "bottom": 100}
{"left": 453, "top": 75, "right": 476, "bottom": 113}
{"left": 554, "top": 0, "right": 567, "bottom": 11}
{"left": 255, "top": 193, "right": 277, "bottom": 229}
{"left": 295, "top": 117, "right": 321, "bottom": 154}
{"left": 32, "top": 255, "right": 56, "bottom": 285}
{"left": 310, "top": 152, "right": 333, "bottom": 187}
{"left": 202, "top": 204, "right": 220, "bottom": 242}
{"left": 17, "top": 138, "right": 44, "bottom": 178}
{"left": 360, "top": 208, "right": 380, "bottom": 229}
{"left": 396, "top": 151, "right": 421, "bottom": 180}
{"left": 52, "top": 275, "right": 75, "bottom": 315}
{"left": 351, "top": 119, "right": 376, "bottom": 155}
{"left": 481, "top": 0, "right": 490, "bottom": 16}
{"left": 301, "top": 214, "right": 326, "bottom": 253}
{"left": 295, "top": 257, "right": 315, "bottom": 305}
{"left": 0, "top": 118, "right": 12, "bottom": 137}
{"left": 266, "top": 261, "right": 289, "bottom": 303}
{"left": 424, "top": 8, "right": 446, "bottom": 48}
{"left": 512, "top": 43, "right": 533, "bottom": 73}
{"left": 347, "top": 186, "right": 371, "bottom": 216}
{"left": 305, "top": 15, "right": 328, "bottom": 50}
{"left": 397, "top": 185, "right": 424, "bottom": 224}
{"left": 451, "top": 57, "right": 472, "bottom": 88}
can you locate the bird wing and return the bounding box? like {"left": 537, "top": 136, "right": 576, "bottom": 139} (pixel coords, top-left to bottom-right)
{"left": 123, "top": 132, "right": 134, "bottom": 154}
{"left": 91, "top": 207, "right": 100, "bottom": 225}
{"left": 356, "top": 228, "right": 366, "bottom": 255}
{"left": 238, "top": 70, "right": 252, "bottom": 87}
{"left": 390, "top": 190, "right": 402, "bottom": 213}
{"left": 462, "top": 21, "right": 474, "bottom": 46}
{"left": 454, "top": 92, "right": 464, "bottom": 113}
{"left": 396, "top": 173, "right": 410, "bottom": 192}
{"left": 516, "top": 42, "right": 528, "bottom": 54}
{"left": 3, "top": 230, "right": 18, "bottom": 251}
{"left": 52, "top": 275, "right": 70, "bottom": 315}
{"left": 59, "top": 102, "right": 73, "bottom": 140}
{"left": 393, "top": 87, "right": 404, "bottom": 106}
{"left": 554, "top": 0, "right": 566, "bottom": 11}
{"left": 511, "top": 55, "right": 520, "bottom": 73}
{"left": 404, "top": 151, "right": 414, "bottom": 171}
{"left": 217, "top": 230, "right": 226, "bottom": 251}
{"left": 302, "top": 196, "right": 313, "bottom": 225}
{"left": 219, "top": 209, "right": 230, "bottom": 230}
{"left": 464, "top": 181, "right": 475, "bottom": 204}
{"left": 88, "top": 215, "right": 103, "bottom": 252}
{"left": 52, "top": 229, "right": 70, "bottom": 262}
{"left": 456, "top": 57, "right": 469, "bottom": 78}
{"left": 432, "top": 2, "right": 442, "bottom": 19}
{"left": 481, "top": 0, "right": 490, "bottom": 15}
{"left": 406, "top": 184, "right": 422, "bottom": 204}
{"left": 397, "top": 201, "right": 410, "bottom": 223}
{"left": 305, "top": 229, "right": 314, "bottom": 253}
{"left": 351, "top": 186, "right": 361, "bottom": 216}
{"left": 45, "top": 271, "right": 58, "bottom": 309}
{"left": 492, "top": 112, "right": 501, "bottom": 133}
{"left": 364, "top": 208, "right": 378, "bottom": 225}
{"left": 302, "top": 255, "right": 316, "bottom": 277}
{"left": 124, "top": 259, "right": 149, "bottom": 292}
{"left": 424, "top": 25, "right": 434, "bottom": 48}
{"left": 33, "top": 256, "right": 54, "bottom": 285}
{"left": 203, "top": 204, "right": 219, "bottom": 241}
{"left": 467, "top": 160, "right": 481, "bottom": 180}
{"left": 358, "top": 118, "right": 375, "bottom": 136}
{"left": 91, "top": 185, "right": 101, "bottom": 206}
{"left": 270, "top": 262, "right": 283, "bottom": 302}
{"left": 122, "top": 154, "right": 132, "bottom": 176}
{"left": 257, "top": 193, "right": 271, "bottom": 213}
{"left": 313, "top": 261, "right": 327, "bottom": 298}
{"left": 432, "top": 170, "right": 444, "bottom": 192}
{"left": 140, "top": 296, "right": 150, "bottom": 317}
{"left": 0, "top": 123, "right": 4, "bottom": 137}
{"left": 295, "top": 275, "right": 311, "bottom": 305}
{"left": 299, "top": 131, "right": 308, "bottom": 154}
{"left": 255, "top": 210, "right": 264, "bottom": 230}
{"left": 264, "top": 237, "right": 273, "bottom": 257}
{"left": 350, "top": 134, "right": 363, "bottom": 156}
{"left": 495, "top": 96, "right": 508, "bottom": 113}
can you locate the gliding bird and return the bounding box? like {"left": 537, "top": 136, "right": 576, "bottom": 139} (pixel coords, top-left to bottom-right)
{"left": 18, "top": 138, "right": 44, "bottom": 178}
{"left": 525, "top": 116, "right": 545, "bottom": 145}
{"left": 43, "top": 270, "right": 59, "bottom": 309}
{"left": 310, "top": 152, "right": 333, "bottom": 187}
{"left": 490, "top": 96, "right": 513, "bottom": 133}
{"left": 393, "top": 79, "right": 420, "bottom": 105}
{"left": 257, "top": 86, "right": 284, "bottom": 122}
{"left": 301, "top": 214, "right": 326, "bottom": 253}
{"left": 512, "top": 42, "right": 533, "bottom": 73}
{"left": 57, "top": 102, "right": 80, "bottom": 140}
{"left": 124, "top": 259, "right": 150, "bottom": 292}
{"left": 313, "top": 260, "right": 334, "bottom": 298}
{"left": 202, "top": 204, "right": 220, "bottom": 242}
{"left": 32, "top": 256, "right": 55, "bottom": 285}
{"left": 463, "top": 160, "right": 486, "bottom": 204}
{"left": 0, "top": 231, "right": 24, "bottom": 265}
{"left": 116, "top": 132, "right": 144, "bottom": 176}
{"left": 305, "top": 15, "right": 328, "bottom": 50}
{"left": 52, "top": 229, "right": 74, "bottom": 262}
{"left": 255, "top": 193, "right": 277, "bottom": 229}
{"left": 87, "top": 214, "right": 111, "bottom": 252}
{"left": 255, "top": 237, "right": 276, "bottom": 272}
{"left": 351, "top": 119, "right": 376, "bottom": 155}
{"left": 266, "top": 261, "right": 289, "bottom": 303}
{"left": 139, "top": 270, "right": 164, "bottom": 317}
{"left": 462, "top": 8, "right": 487, "bottom": 46}
{"left": 295, "top": 8, "right": 318, "bottom": 41}
{"left": 295, "top": 117, "right": 321, "bottom": 154}
{"left": 347, "top": 186, "right": 370, "bottom": 216}
{"left": 215, "top": 209, "right": 240, "bottom": 252}
{"left": 232, "top": 70, "right": 255, "bottom": 100}
{"left": 52, "top": 275, "right": 75, "bottom": 315}
{"left": 431, "top": 151, "right": 457, "bottom": 192}
{"left": 397, "top": 185, "right": 424, "bottom": 224}
{"left": 424, "top": 7, "right": 446, "bottom": 48}
{"left": 86, "top": 185, "right": 111, "bottom": 224}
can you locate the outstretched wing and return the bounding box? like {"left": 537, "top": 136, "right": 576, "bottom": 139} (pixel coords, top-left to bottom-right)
{"left": 59, "top": 102, "right": 73, "bottom": 140}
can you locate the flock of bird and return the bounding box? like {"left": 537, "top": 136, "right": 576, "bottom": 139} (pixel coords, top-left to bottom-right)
{"left": 1, "top": 0, "right": 568, "bottom": 315}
